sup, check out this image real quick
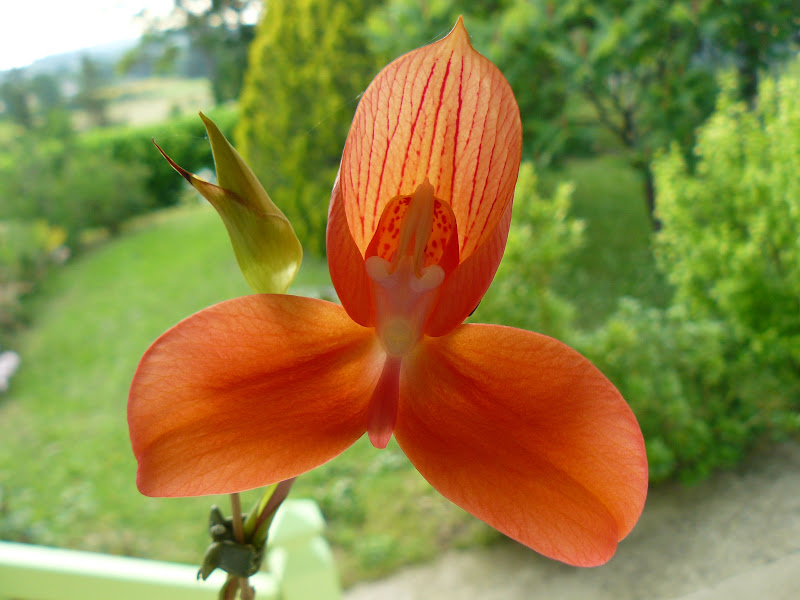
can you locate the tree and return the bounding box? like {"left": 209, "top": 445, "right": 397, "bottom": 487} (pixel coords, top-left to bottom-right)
{"left": 75, "top": 55, "right": 111, "bottom": 127}
{"left": 29, "top": 73, "right": 72, "bottom": 139}
{"left": 29, "top": 73, "right": 62, "bottom": 113}
{"left": 702, "top": 1, "right": 800, "bottom": 103}
{"left": 0, "top": 70, "right": 71, "bottom": 136}
{"left": 0, "top": 70, "right": 34, "bottom": 130}
{"left": 490, "top": 0, "right": 797, "bottom": 225}
{"left": 235, "top": 0, "right": 378, "bottom": 255}
{"left": 535, "top": 1, "right": 719, "bottom": 222}
{"left": 121, "top": 0, "right": 261, "bottom": 104}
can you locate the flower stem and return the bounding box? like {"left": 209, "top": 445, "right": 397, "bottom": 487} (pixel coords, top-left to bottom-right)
{"left": 229, "top": 492, "right": 255, "bottom": 600}
{"left": 230, "top": 492, "right": 245, "bottom": 544}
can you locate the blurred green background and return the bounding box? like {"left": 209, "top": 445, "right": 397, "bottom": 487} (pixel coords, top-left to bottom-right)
{"left": 1, "top": 0, "right": 799, "bottom": 587}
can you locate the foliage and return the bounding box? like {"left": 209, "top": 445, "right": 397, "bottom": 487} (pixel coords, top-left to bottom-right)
{"left": 363, "top": 0, "right": 508, "bottom": 58}
{"left": 0, "top": 220, "right": 66, "bottom": 344}
{"left": 541, "top": 156, "right": 670, "bottom": 328}
{"left": 0, "top": 221, "right": 66, "bottom": 284}
{"left": 0, "top": 106, "right": 235, "bottom": 336}
{"left": 0, "top": 134, "right": 64, "bottom": 223}
{"left": 75, "top": 55, "right": 112, "bottom": 128}
{"left": 0, "top": 70, "right": 71, "bottom": 136}
{"left": 699, "top": 1, "right": 800, "bottom": 102}
{"left": 653, "top": 64, "right": 800, "bottom": 422}
{"left": 547, "top": 0, "right": 798, "bottom": 215}
{"left": 364, "top": 0, "right": 799, "bottom": 216}
{"left": 0, "top": 136, "right": 152, "bottom": 245}
{"left": 476, "top": 162, "right": 584, "bottom": 340}
{"left": 78, "top": 106, "right": 237, "bottom": 209}
{"left": 573, "top": 58, "right": 800, "bottom": 485}
{"left": 0, "top": 70, "right": 35, "bottom": 130}
{"left": 53, "top": 153, "right": 153, "bottom": 239}
{"left": 577, "top": 299, "right": 750, "bottom": 483}
{"left": 236, "top": 0, "right": 378, "bottom": 255}
{"left": 486, "top": 1, "right": 579, "bottom": 163}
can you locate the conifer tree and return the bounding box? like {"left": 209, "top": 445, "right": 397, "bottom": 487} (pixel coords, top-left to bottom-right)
{"left": 235, "top": 0, "right": 377, "bottom": 255}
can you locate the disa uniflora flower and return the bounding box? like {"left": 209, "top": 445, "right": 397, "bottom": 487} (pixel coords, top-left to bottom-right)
{"left": 129, "top": 18, "right": 647, "bottom": 567}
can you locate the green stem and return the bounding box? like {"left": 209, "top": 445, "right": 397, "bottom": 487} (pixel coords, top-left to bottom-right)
{"left": 229, "top": 493, "right": 254, "bottom": 600}
{"left": 230, "top": 493, "right": 245, "bottom": 543}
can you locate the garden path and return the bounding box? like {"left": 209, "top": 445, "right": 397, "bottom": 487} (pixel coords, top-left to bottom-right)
{"left": 344, "top": 441, "right": 800, "bottom": 600}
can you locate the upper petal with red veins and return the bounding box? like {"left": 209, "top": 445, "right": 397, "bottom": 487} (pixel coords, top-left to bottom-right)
{"left": 338, "top": 18, "right": 521, "bottom": 266}
{"left": 128, "top": 295, "right": 382, "bottom": 497}
{"left": 394, "top": 324, "right": 648, "bottom": 567}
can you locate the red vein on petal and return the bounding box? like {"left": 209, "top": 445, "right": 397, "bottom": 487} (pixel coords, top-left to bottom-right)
{"left": 361, "top": 73, "right": 385, "bottom": 242}
{"left": 428, "top": 51, "right": 453, "bottom": 188}
{"left": 485, "top": 92, "right": 522, "bottom": 238}
{"left": 399, "top": 58, "right": 438, "bottom": 188}
{"left": 466, "top": 66, "right": 521, "bottom": 251}
{"left": 463, "top": 81, "right": 489, "bottom": 254}
{"left": 450, "top": 58, "right": 464, "bottom": 205}
{"left": 373, "top": 56, "right": 410, "bottom": 236}
{"left": 474, "top": 140, "right": 516, "bottom": 244}
{"left": 465, "top": 92, "right": 500, "bottom": 245}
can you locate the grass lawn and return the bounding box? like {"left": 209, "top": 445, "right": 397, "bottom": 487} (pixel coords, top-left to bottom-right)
{"left": 543, "top": 154, "right": 671, "bottom": 328}
{"left": 0, "top": 155, "right": 665, "bottom": 585}
{"left": 73, "top": 77, "right": 216, "bottom": 130}
{"left": 0, "top": 202, "right": 493, "bottom": 586}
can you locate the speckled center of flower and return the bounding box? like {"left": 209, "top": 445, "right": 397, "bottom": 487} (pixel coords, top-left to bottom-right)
{"left": 365, "top": 178, "right": 457, "bottom": 356}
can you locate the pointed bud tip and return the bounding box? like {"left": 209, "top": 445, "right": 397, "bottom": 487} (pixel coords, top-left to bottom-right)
{"left": 444, "top": 15, "right": 472, "bottom": 49}
{"left": 153, "top": 138, "right": 194, "bottom": 184}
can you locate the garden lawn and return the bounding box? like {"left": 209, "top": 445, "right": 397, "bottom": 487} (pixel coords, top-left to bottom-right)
{"left": 0, "top": 155, "right": 662, "bottom": 585}
{"left": 75, "top": 77, "right": 215, "bottom": 129}
{"left": 0, "top": 202, "right": 492, "bottom": 586}
{"left": 543, "top": 155, "right": 670, "bottom": 328}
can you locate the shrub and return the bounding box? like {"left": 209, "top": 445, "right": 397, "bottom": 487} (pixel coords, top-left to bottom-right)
{"left": 586, "top": 61, "right": 800, "bottom": 482}
{"left": 78, "top": 106, "right": 237, "bottom": 210}
{"left": 0, "top": 109, "right": 235, "bottom": 243}
{"left": 50, "top": 152, "right": 153, "bottom": 240}
{"left": 653, "top": 64, "right": 800, "bottom": 428}
{"left": 236, "top": 0, "right": 377, "bottom": 255}
{"left": 0, "top": 220, "right": 66, "bottom": 343}
{"left": 0, "top": 136, "right": 67, "bottom": 223}
{"left": 0, "top": 138, "right": 152, "bottom": 245}
{"left": 575, "top": 299, "right": 757, "bottom": 483}
{"left": 475, "top": 162, "right": 584, "bottom": 341}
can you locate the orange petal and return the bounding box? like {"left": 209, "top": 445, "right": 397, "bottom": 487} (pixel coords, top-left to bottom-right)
{"left": 327, "top": 174, "right": 376, "bottom": 326}
{"left": 128, "top": 295, "right": 382, "bottom": 496}
{"left": 425, "top": 200, "right": 512, "bottom": 336}
{"left": 339, "top": 17, "right": 521, "bottom": 263}
{"left": 395, "top": 324, "right": 648, "bottom": 566}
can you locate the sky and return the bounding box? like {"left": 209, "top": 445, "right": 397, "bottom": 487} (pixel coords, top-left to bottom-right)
{"left": 0, "top": 0, "right": 174, "bottom": 71}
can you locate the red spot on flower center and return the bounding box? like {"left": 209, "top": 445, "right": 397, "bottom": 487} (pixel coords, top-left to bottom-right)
{"left": 367, "top": 180, "right": 458, "bottom": 275}
{"left": 364, "top": 179, "right": 460, "bottom": 358}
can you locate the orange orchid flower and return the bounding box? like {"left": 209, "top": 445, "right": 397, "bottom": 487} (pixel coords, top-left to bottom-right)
{"left": 129, "top": 19, "right": 647, "bottom": 567}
